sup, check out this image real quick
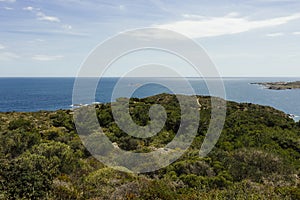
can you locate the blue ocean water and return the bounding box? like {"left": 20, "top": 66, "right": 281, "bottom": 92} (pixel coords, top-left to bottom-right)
{"left": 0, "top": 77, "right": 299, "bottom": 121}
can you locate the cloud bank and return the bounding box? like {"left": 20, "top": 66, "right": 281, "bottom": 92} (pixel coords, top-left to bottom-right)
{"left": 156, "top": 13, "right": 300, "bottom": 38}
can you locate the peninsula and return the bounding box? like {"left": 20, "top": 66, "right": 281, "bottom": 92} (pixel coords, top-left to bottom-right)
{"left": 252, "top": 81, "right": 300, "bottom": 90}
{"left": 0, "top": 93, "right": 299, "bottom": 199}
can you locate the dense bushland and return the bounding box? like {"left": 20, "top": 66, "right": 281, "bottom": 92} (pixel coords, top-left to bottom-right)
{"left": 0, "top": 94, "right": 299, "bottom": 199}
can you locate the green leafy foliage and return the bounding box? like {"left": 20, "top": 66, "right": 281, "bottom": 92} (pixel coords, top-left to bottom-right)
{"left": 8, "top": 118, "right": 33, "bottom": 131}
{"left": 0, "top": 152, "right": 53, "bottom": 199}
{"left": 0, "top": 93, "right": 299, "bottom": 199}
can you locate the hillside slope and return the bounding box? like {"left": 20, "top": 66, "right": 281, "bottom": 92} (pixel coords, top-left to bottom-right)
{"left": 0, "top": 93, "right": 299, "bottom": 199}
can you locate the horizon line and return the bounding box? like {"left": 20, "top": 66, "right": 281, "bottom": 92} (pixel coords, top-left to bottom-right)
{"left": 1, "top": 76, "right": 300, "bottom": 78}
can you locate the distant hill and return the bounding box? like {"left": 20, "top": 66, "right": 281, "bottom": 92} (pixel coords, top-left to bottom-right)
{"left": 0, "top": 93, "right": 299, "bottom": 199}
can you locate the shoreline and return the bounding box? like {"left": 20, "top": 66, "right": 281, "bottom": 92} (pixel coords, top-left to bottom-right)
{"left": 1, "top": 94, "right": 299, "bottom": 122}
{"left": 251, "top": 81, "right": 300, "bottom": 90}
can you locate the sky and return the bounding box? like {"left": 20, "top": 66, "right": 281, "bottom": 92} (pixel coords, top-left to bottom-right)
{"left": 0, "top": 0, "right": 300, "bottom": 77}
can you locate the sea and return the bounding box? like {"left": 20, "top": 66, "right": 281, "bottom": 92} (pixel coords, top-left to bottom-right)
{"left": 0, "top": 77, "right": 299, "bottom": 121}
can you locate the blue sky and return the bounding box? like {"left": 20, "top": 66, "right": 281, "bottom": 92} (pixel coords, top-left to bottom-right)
{"left": 0, "top": 0, "right": 300, "bottom": 77}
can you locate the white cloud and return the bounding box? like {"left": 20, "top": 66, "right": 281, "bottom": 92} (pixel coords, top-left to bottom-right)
{"left": 4, "top": 7, "right": 13, "bottom": 10}
{"left": 226, "top": 12, "right": 240, "bottom": 17}
{"left": 35, "top": 39, "right": 45, "bottom": 42}
{"left": 156, "top": 13, "right": 300, "bottom": 38}
{"left": 266, "top": 32, "right": 284, "bottom": 37}
{"left": 123, "top": 28, "right": 185, "bottom": 41}
{"left": 23, "top": 6, "right": 34, "bottom": 11}
{"left": 0, "top": 0, "right": 16, "bottom": 3}
{"left": 182, "top": 14, "right": 207, "bottom": 19}
{"left": 292, "top": 31, "right": 300, "bottom": 35}
{"left": 62, "top": 24, "right": 72, "bottom": 30}
{"left": 0, "top": 44, "right": 5, "bottom": 50}
{"left": 9, "top": 29, "right": 89, "bottom": 37}
{"left": 36, "top": 12, "right": 60, "bottom": 23}
{"left": 119, "top": 5, "right": 125, "bottom": 10}
{"left": 23, "top": 8, "right": 60, "bottom": 23}
{"left": 27, "top": 39, "right": 46, "bottom": 44}
{"left": 32, "top": 55, "right": 64, "bottom": 61}
{"left": 182, "top": 13, "right": 240, "bottom": 20}
{"left": 0, "top": 52, "right": 19, "bottom": 61}
{"left": 23, "top": 6, "right": 40, "bottom": 12}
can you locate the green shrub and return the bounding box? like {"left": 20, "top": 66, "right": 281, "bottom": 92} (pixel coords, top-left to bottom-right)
{"left": 8, "top": 118, "right": 33, "bottom": 131}
{"left": 0, "top": 152, "right": 53, "bottom": 199}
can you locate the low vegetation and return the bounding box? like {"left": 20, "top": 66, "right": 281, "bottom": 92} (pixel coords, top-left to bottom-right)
{"left": 0, "top": 93, "right": 299, "bottom": 199}
{"left": 252, "top": 81, "right": 300, "bottom": 90}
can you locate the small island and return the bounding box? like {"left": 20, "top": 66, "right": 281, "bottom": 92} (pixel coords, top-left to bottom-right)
{"left": 251, "top": 81, "right": 300, "bottom": 90}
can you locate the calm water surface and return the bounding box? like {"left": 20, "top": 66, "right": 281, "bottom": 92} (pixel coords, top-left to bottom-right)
{"left": 0, "top": 77, "right": 299, "bottom": 121}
